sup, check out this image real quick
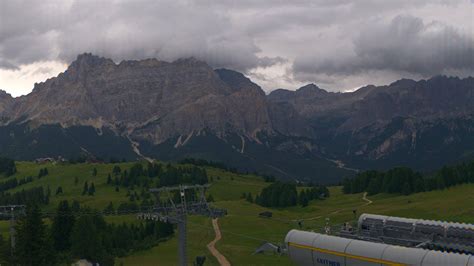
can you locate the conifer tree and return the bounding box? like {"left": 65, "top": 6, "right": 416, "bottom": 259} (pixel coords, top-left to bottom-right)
{"left": 299, "top": 191, "right": 309, "bottom": 207}
{"left": 72, "top": 200, "right": 81, "bottom": 213}
{"left": 104, "top": 202, "right": 115, "bottom": 214}
{"left": 82, "top": 181, "right": 89, "bottom": 195}
{"left": 246, "top": 192, "right": 253, "bottom": 203}
{"left": 402, "top": 182, "right": 412, "bottom": 195}
{"left": 15, "top": 204, "right": 55, "bottom": 265}
{"left": 51, "top": 200, "right": 75, "bottom": 251}
{"left": 112, "top": 165, "right": 121, "bottom": 176}
{"left": 38, "top": 168, "right": 44, "bottom": 179}
{"left": 88, "top": 182, "right": 96, "bottom": 196}
{"left": 71, "top": 215, "right": 104, "bottom": 264}
{"left": 206, "top": 194, "right": 214, "bottom": 202}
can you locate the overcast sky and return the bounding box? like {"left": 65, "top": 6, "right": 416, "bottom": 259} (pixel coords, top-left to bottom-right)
{"left": 0, "top": 0, "right": 473, "bottom": 97}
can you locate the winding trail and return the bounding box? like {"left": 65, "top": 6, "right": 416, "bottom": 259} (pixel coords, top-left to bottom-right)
{"left": 362, "top": 192, "right": 373, "bottom": 206}
{"left": 207, "top": 218, "right": 231, "bottom": 266}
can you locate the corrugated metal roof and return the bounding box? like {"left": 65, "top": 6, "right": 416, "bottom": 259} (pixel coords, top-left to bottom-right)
{"left": 360, "top": 213, "right": 474, "bottom": 231}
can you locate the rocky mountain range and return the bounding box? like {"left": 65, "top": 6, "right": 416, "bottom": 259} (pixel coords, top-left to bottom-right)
{"left": 1, "top": 53, "right": 473, "bottom": 183}
{"left": 268, "top": 76, "right": 474, "bottom": 171}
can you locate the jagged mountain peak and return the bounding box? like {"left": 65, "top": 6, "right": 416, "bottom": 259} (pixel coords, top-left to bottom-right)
{"left": 427, "top": 75, "right": 458, "bottom": 82}
{"left": 0, "top": 90, "right": 13, "bottom": 99}
{"left": 388, "top": 75, "right": 469, "bottom": 89}
{"left": 389, "top": 78, "right": 417, "bottom": 87}
{"left": 297, "top": 83, "right": 321, "bottom": 91}
{"left": 215, "top": 68, "right": 248, "bottom": 82}
{"left": 172, "top": 57, "right": 210, "bottom": 67}
{"left": 296, "top": 83, "right": 328, "bottom": 96}
{"left": 353, "top": 84, "right": 377, "bottom": 93}
{"left": 61, "top": 53, "right": 116, "bottom": 84}
{"left": 118, "top": 58, "right": 165, "bottom": 68}
{"left": 0, "top": 89, "right": 14, "bottom": 114}
{"left": 70, "top": 53, "right": 115, "bottom": 68}
{"left": 269, "top": 83, "right": 328, "bottom": 96}
{"left": 214, "top": 68, "right": 264, "bottom": 95}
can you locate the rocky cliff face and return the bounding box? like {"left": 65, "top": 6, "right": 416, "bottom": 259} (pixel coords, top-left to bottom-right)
{"left": 6, "top": 54, "right": 273, "bottom": 144}
{"left": 0, "top": 90, "right": 13, "bottom": 115}
{"left": 267, "top": 76, "right": 474, "bottom": 169}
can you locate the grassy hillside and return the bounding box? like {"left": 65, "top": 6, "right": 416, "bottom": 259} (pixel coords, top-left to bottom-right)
{"left": 1, "top": 162, "right": 474, "bottom": 265}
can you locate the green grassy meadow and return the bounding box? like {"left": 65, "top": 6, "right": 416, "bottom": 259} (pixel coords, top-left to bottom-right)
{"left": 1, "top": 161, "right": 474, "bottom": 265}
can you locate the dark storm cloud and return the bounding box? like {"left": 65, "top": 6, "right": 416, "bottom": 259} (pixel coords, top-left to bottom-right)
{"left": 0, "top": 0, "right": 472, "bottom": 93}
{"left": 0, "top": 0, "right": 281, "bottom": 72}
{"left": 293, "top": 15, "right": 474, "bottom": 77}
{"left": 0, "top": 59, "right": 18, "bottom": 70}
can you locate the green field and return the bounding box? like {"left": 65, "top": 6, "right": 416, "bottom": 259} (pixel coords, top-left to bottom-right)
{"left": 1, "top": 162, "right": 474, "bottom": 265}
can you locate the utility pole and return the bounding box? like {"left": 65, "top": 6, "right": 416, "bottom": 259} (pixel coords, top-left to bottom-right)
{"left": 0, "top": 205, "right": 26, "bottom": 254}
{"left": 138, "top": 184, "right": 226, "bottom": 266}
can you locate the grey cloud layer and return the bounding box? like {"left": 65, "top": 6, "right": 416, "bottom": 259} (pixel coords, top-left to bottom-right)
{"left": 0, "top": 0, "right": 277, "bottom": 71}
{"left": 0, "top": 0, "right": 472, "bottom": 91}
{"left": 294, "top": 15, "right": 474, "bottom": 77}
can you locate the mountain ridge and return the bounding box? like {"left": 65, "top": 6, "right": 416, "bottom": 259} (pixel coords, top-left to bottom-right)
{"left": 0, "top": 53, "right": 473, "bottom": 182}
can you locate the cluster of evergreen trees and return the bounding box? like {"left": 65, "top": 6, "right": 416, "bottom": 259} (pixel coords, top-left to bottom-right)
{"left": 68, "top": 155, "right": 128, "bottom": 164}
{"left": 0, "top": 186, "right": 49, "bottom": 205}
{"left": 37, "top": 167, "right": 49, "bottom": 178}
{"left": 82, "top": 181, "right": 96, "bottom": 196}
{"left": 343, "top": 160, "right": 474, "bottom": 196}
{"left": 0, "top": 157, "right": 16, "bottom": 177}
{"left": 125, "top": 188, "right": 153, "bottom": 206}
{"left": 0, "top": 176, "right": 33, "bottom": 193}
{"left": 253, "top": 182, "right": 329, "bottom": 208}
{"left": 178, "top": 158, "right": 238, "bottom": 173}
{"left": 105, "top": 163, "right": 207, "bottom": 210}
{"left": 297, "top": 186, "right": 330, "bottom": 207}
{"left": 18, "top": 176, "right": 34, "bottom": 186}
{"left": 179, "top": 158, "right": 278, "bottom": 183}
{"left": 262, "top": 175, "right": 276, "bottom": 182}
{"left": 1, "top": 201, "right": 174, "bottom": 265}
{"left": 107, "top": 163, "right": 208, "bottom": 190}
{"left": 158, "top": 164, "right": 208, "bottom": 187}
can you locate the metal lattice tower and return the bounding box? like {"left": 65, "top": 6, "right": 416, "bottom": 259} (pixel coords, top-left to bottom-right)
{"left": 137, "top": 184, "right": 226, "bottom": 266}
{"left": 0, "top": 205, "right": 26, "bottom": 254}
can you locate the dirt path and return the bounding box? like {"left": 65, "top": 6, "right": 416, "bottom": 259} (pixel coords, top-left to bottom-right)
{"left": 362, "top": 192, "right": 373, "bottom": 206}
{"left": 207, "top": 218, "right": 231, "bottom": 266}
